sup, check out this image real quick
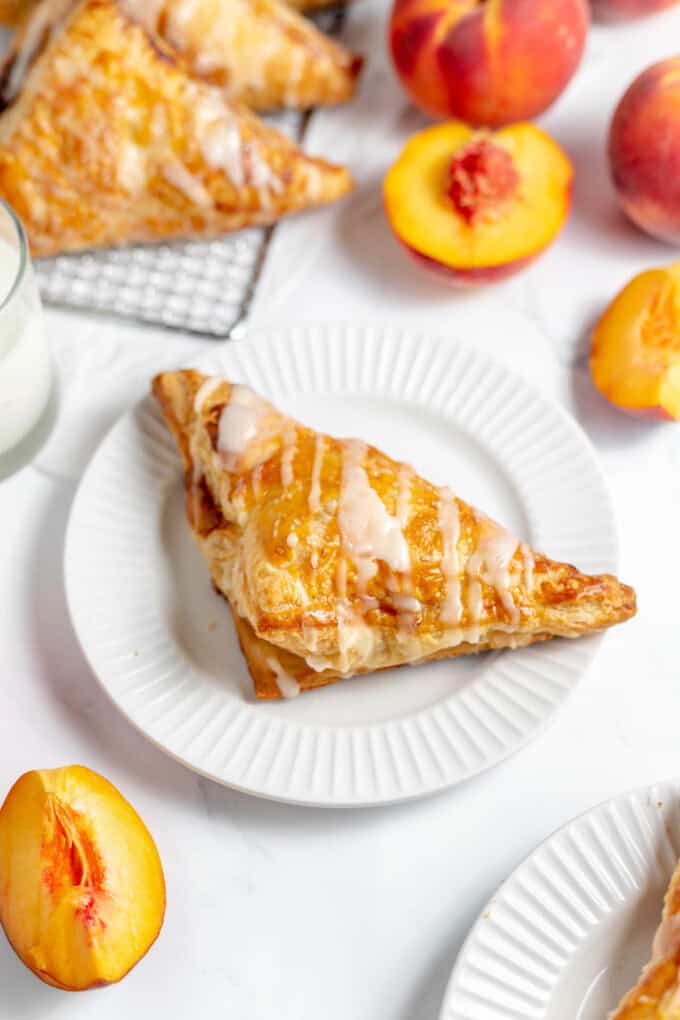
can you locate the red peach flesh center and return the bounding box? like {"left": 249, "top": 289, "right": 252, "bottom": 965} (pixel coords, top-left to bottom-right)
{"left": 445, "top": 138, "right": 519, "bottom": 224}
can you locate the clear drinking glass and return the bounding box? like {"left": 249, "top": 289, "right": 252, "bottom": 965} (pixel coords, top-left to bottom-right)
{"left": 0, "top": 199, "right": 54, "bottom": 479}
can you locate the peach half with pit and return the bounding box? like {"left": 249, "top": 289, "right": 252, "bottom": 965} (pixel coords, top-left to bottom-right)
{"left": 609, "top": 58, "right": 680, "bottom": 244}
{"left": 388, "top": 0, "right": 590, "bottom": 127}
{"left": 590, "top": 262, "right": 680, "bottom": 420}
{"left": 383, "top": 121, "right": 573, "bottom": 285}
{"left": 0, "top": 765, "right": 165, "bottom": 990}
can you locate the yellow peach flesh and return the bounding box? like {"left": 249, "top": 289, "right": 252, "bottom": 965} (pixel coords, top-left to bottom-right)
{"left": 384, "top": 121, "right": 572, "bottom": 273}
{"left": 590, "top": 264, "right": 680, "bottom": 419}
{"left": 0, "top": 766, "right": 165, "bottom": 990}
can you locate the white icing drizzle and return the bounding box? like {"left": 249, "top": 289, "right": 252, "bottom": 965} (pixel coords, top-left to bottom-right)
{"left": 337, "top": 440, "right": 410, "bottom": 593}
{"left": 310, "top": 551, "right": 319, "bottom": 570}
{"left": 162, "top": 161, "right": 212, "bottom": 208}
{"left": 194, "top": 376, "right": 226, "bottom": 415}
{"left": 396, "top": 465, "right": 412, "bottom": 529}
{"left": 118, "top": 141, "right": 146, "bottom": 196}
{"left": 438, "top": 487, "right": 462, "bottom": 628}
{"left": 195, "top": 93, "right": 246, "bottom": 189}
{"left": 466, "top": 524, "right": 520, "bottom": 626}
{"left": 217, "top": 384, "right": 269, "bottom": 471}
{"left": 280, "top": 423, "right": 296, "bottom": 489}
{"left": 248, "top": 143, "right": 285, "bottom": 198}
{"left": 251, "top": 463, "right": 263, "bottom": 502}
{"left": 266, "top": 657, "right": 300, "bottom": 700}
{"left": 309, "top": 435, "right": 324, "bottom": 513}
{"left": 286, "top": 532, "right": 299, "bottom": 549}
{"left": 521, "top": 543, "right": 535, "bottom": 595}
{"left": 392, "top": 594, "right": 421, "bottom": 613}
{"left": 167, "top": 0, "right": 202, "bottom": 32}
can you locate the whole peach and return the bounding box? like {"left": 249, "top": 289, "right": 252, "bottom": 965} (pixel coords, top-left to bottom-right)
{"left": 609, "top": 58, "right": 680, "bottom": 244}
{"left": 591, "top": 0, "right": 679, "bottom": 21}
{"left": 389, "top": 0, "right": 590, "bottom": 127}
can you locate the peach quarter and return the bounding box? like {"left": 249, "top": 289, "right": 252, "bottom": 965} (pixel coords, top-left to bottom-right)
{"left": 0, "top": 766, "right": 165, "bottom": 990}
{"left": 590, "top": 262, "right": 680, "bottom": 421}
{"left": 389, "top": 0, "right": 590, "bottom": 127}
{"left": 384, "top": 121, "right": 573, "bottom": 285}
{"left": 609, "top": 58, "right": 680, "bottom": 244}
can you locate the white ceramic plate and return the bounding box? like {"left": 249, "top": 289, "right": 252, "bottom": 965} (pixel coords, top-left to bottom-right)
{"left": 65, "top": 323, "right": 618, "bottom": 807}
{"left": 440, "top": 780, "right": 680, "bottom": 1020}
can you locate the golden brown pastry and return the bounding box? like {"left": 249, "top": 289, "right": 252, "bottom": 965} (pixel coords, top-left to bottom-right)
{"left": 137, "top": 0, "right": 362, "bottom": 112}
{"left": 152, "top": 370, "right": 637, "bottom": 700}
{"left": 0, "top": 0, "right": 349, "bottom": 25}
{"left": 0, "top": 0, "right": 352, "bottom": 256}
{"left": 610, "top": 859, "right": 680, "bottom": 1020}
{"left": 0, "top": 0, "right": 30, "bottom": 22}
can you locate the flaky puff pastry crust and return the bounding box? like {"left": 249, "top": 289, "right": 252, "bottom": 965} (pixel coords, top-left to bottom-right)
{"left": 153, "top": 369, "right": 636, "bottom": 700}
{"left": 0, "top": 0, "right": 348, "bottom": 24}
{"left": 0, "top": 0, "right": 352, "bottom": 256}
{"left": 138, "top": 0, "right": 362, "bottom": 112}
{"left": 610, "top": 860, "right": 680, "bottom": 1020}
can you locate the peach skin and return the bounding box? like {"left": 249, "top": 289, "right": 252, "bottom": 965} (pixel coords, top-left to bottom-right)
{"left": 384, "top": 121, "right": 573, "bottom": 285}
{"left": 592, "top": 0, "right": 679, "bottom": 20}
{"left": 0, "top": 766, "right": 165, "bottom": 990}
{"left": 388, "top": 0, "right": 590, "bottom": 127}
{"left": 590, "top": 263, "right": 680, "bottom": 421}
{"left": 609, "top": 58, "right": 680, "bottom": 244}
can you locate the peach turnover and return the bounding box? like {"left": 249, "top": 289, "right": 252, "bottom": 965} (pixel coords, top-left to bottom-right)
{"left": 384, "top": 121, "right": 573, "bottom": 285}
{"left": 388, "top": 0, "right": 590, "bottom": 127}
{"left": 590, "top": 263, "right": 680, "bottom": 420}
{"left": 609, "top": 58, "right": 680, "bottom": 245}
{"left": 0, "top": 765, "right": 165, "bottom": 990}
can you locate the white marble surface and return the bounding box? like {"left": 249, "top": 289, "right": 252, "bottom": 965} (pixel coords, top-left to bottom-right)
{"left": 2, "top": 3, "right": 680, "bottom": 1018}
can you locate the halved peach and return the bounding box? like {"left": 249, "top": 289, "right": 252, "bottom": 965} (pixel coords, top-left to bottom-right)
{"left": 0, "top": 766, "right": 165, "bottom": 990}
{"left": 384, "top": 121, "right": 573, "bottom": 285}
{"left": 590, "top": 263, "right": 680, "bottom": 420}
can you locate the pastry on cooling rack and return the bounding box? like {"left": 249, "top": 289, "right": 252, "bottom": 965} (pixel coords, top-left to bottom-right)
{"left": 610, "top": 859, "right": 680, "bottom": 1020}
{"left": 0, "top": 0, "right": 352, "bottom": 256}
{"left": 0, "top": 0, "right": 350, "bottom": 24}
{"left": 152, "top": 369, "right": 636, "bottom": 700}
{"left": 137, "top": 0, "right": 362, "bottom": 112}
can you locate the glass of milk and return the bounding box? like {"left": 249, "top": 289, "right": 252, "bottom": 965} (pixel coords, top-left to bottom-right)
{"left": 0, "top": 199, "right": 53, "bottom": 479}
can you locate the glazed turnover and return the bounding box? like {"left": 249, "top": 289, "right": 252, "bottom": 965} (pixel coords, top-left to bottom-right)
{"left": 610, "top": 858, "right": 680, "bottom": 1020}
{"left": 0, "top": 0, "right": 347, "bottom": 24}
{"left": 0, "top": 0, "right": 352, "bottom": 256}
{"left": 153, "top": 371, "right": 636, "bottom": 700}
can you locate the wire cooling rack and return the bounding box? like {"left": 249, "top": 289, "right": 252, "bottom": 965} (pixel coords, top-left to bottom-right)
{"left": 35, "top": 10, "right": 344, "bottom": 339}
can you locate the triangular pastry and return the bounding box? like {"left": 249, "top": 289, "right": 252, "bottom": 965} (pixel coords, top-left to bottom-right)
{"left": 136, "top": 0, "right": 362, "bottom": 112}
{"left": 152, "top": 370, "right": 636, "bottom": 700}
{"left": 0, "top": 0, "right": 349, "bottom": 24}
{"left": 610, "top": 858, "right": 680, "bottom": 1019}
{"left": 0, "top": 0, "right": 352, "bottom": 256}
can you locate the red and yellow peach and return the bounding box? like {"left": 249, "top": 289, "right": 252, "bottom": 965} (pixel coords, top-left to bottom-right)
{"left": 609, "top": 58, "right": 680, "bottom": 244}
{"left": 384, "top": 120, "right": 573, "bottom": 285}
{"left": 389, "top": 0, "right": 590, "bottom": 127}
